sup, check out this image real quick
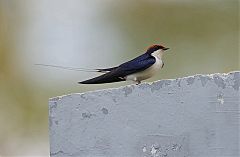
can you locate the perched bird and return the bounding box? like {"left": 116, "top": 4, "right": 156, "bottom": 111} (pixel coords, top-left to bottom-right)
{"left": 79, "top": 44, "right": 169, "bottom": 84}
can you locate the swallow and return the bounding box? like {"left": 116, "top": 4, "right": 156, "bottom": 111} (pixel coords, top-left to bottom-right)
{"left": 79, "top": 44, "right": 169, "bottom": 84}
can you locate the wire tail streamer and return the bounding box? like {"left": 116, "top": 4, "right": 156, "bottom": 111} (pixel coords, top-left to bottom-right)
{"left": 35, "top": 63, "right": 101, "bottom": 72}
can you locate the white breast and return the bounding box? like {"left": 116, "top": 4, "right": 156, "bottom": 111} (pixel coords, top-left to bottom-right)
{"left": 126, "top": 55, "right": 163, "bottom": 82}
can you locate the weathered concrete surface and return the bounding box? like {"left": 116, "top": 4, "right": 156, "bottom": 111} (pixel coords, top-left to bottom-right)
{"left": 49, "top": 72, "right": 240, "bottom": 157}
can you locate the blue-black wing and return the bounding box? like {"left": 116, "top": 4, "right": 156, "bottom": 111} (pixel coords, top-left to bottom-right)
{"left": 118, "top": 53, "right": 155, "bottom": 75}
{"left": 79, "top": 53, "right": 156, "bottom": 84}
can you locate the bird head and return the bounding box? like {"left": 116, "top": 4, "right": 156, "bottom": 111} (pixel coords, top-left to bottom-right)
{"left": 146, "top": 44, "right": 169, "bottom": 58}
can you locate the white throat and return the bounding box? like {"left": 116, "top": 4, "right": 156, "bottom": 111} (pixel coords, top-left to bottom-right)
{"left": 151, "top": 49, "right": 164, "bottom": 59}
{"left": 125, "top": 49, "right": 164, "bottom": 83}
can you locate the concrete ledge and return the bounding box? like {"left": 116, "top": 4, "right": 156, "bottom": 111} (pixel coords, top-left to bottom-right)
{"left": 49, "top": 72, "right": 240, "bottom": 157}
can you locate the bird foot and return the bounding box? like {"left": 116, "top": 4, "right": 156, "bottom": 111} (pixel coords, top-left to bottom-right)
{"left": 136, "top": 81, "right": 141, "bottom": 85}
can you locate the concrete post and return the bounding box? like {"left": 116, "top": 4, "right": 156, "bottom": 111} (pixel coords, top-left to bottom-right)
{"left": 49, "top": 72, "right": 240, "bottom": 157}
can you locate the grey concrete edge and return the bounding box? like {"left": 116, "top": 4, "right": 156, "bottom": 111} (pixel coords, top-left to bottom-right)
{"left": 49, "top": 71, "right": 240, "bottom": 101}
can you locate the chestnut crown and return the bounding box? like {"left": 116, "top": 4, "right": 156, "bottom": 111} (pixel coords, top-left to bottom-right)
{"left": 146, "top": 44, "right": 169, "bottom": 54}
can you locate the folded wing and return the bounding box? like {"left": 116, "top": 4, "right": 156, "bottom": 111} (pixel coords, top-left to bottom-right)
{"left": 79, "top": 54, "right": 156, "bottom": 84}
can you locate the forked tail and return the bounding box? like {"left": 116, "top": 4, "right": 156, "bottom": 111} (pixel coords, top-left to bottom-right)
{"left": 35, "top": 63, "right": 117, "bottom": 73}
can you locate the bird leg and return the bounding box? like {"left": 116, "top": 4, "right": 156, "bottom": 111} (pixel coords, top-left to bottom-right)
{"left": 135, "top": 80, "right": 141, "bottom": 85}
{"left": 133, "top": 77, "right": 141, "bottom": 85}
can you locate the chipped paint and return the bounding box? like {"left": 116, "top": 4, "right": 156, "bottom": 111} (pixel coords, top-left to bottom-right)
{"left": 150, "top": 145, "right": 157, "bottom": 155}
{"left": 150, "top": 80, "right": 169, "bottom": 92}
{"left": 142, "top": 146, "right": 147, "bottom": 153}
{"left": 217, "top": 94, "right": 224, "bottom": 104}
{"left": 49, "top": 72, "right": 239, "bottom": 157}
{"left": 81, "top": 112, "right": 95, "bottom": 119}
{"left": 123, "top": 86, "right": 133, "bottom": 97}
{"left": 101, "top": 107, "right": 109, "bottom": 115}
{"left": 213, "top": 75, "right": 226, "bottom": 89}
{"left": 199, "top": 75, "right": 210, "bottom": 87}
{"left": 177, "top": 79, "right": 181, "bottom": 87}
{"left": 233, "top": 72, "right": 240, "bottom": 91}
{"left": 187, "top": 76, "right": 195, "bottom": 85}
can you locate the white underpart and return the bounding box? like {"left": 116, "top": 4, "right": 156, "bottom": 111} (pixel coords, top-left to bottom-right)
{"left": 126, "top": 49, "right": 164, "bottom": 83}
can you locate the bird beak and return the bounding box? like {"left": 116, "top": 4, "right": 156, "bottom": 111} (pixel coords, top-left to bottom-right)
{"left": 163, "top": 47, "right": 169, "bottom": 51}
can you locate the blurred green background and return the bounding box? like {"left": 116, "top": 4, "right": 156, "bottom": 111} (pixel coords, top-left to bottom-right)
{"left": 0, "top": 0, "right": 239, "bottom": 156}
